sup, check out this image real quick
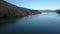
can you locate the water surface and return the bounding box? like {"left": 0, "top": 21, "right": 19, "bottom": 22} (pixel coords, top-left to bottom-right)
{"left": 0, "top": 12, "right": 60, "bottom": 34}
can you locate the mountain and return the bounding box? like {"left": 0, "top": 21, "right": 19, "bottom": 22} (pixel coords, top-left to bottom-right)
{"left": 0, "top": 0, "right": 41, "bottom": 18}
{"left": 40, "top": 10, "right": 55, "bottom": 12}
{"left": 55, "top": 10, "right": 60, "bottom": 14}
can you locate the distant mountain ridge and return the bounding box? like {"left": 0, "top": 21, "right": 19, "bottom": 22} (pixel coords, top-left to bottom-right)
{"left": 0, "top": 0, "right": 41, "bottom": 18}
{"left": 55, "top": 10, "right": 60, "bottom": 14}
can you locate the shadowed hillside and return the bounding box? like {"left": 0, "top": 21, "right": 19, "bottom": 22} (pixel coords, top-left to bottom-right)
{"left": 0, "top": 0, "right": 41, "bottom": 18}
{"left": 56, "top": 10, "right": 60, "bottom": 14}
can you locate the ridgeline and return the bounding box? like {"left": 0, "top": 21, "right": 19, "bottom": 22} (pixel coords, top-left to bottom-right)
{"left": 0, "top": 0, "right": 41, "bottom": 18}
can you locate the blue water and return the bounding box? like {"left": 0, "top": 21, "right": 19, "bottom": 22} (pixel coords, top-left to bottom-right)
{"left": 0, "top": 12, "right": 60, "bottom": 34}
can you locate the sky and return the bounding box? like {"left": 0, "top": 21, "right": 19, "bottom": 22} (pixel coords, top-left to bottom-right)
{"left": 5, "top": 0, "right": 60, "bottom": 10}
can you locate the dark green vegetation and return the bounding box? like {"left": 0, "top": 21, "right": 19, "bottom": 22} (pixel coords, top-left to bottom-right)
{"left": 0, "top": 0, "right": 41, "bottom": 18}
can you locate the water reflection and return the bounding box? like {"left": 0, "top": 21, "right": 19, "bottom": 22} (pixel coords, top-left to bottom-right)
{"left": 0, "top": 17, "right": 23, "bottom": 27}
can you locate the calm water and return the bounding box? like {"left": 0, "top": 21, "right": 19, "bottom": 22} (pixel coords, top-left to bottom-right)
{"left": 0, "top": 12, "right": 60, "bottom": 34}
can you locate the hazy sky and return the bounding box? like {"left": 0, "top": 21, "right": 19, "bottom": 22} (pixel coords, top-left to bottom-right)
{"left": 5, "top": 0, "right": 60, "bottom": 10}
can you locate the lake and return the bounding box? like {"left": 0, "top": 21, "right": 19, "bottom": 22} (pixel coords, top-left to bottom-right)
{"left": 0, "top": 12, "right": 60, "bottom": 34}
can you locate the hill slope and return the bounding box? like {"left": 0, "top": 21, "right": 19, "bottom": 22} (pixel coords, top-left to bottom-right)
{"left": 0, "top": 0, "right": 41, "bottom": 18}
